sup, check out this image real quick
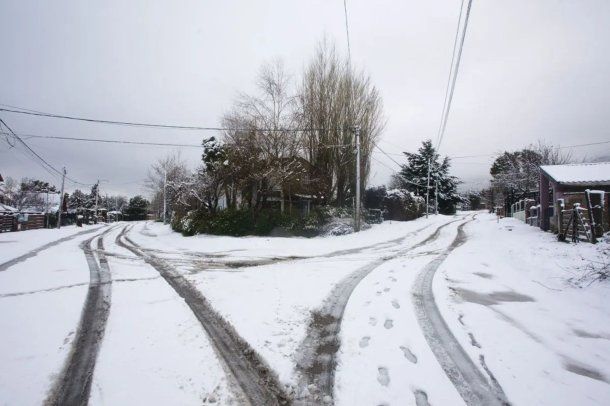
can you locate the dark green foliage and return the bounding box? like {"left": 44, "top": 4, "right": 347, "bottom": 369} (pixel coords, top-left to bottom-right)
{"left": 394, "top": 140, "right": 461, "bottom": 215}
{"left": 364, "top": 186, "right": 387, "bottom": 210}
{"left": 171, "top": 206, "right": 346, "bottom": 237}
{"left": 383, "top": 189, "right": 424, "bottom": 221}
{"left": 125, "top": 195, "right": 149, "bottom": 220}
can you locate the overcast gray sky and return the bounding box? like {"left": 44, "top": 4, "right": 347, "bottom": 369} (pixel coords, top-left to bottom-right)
{"left": 1, "top": 0, "right": 609, "bottom": 196}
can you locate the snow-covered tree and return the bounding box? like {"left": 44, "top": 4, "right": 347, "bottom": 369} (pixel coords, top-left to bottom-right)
{"left": 13, "top": 178, "right": 57, "bottom": 211}
{"left": 393, "top": 140, "right": 461, "bottom": 214}
{"left": 68, "top": 189, "right": 88, "bottom": 210}
{"left": 125, "top": 195, "right": 149, "bottom": 220}
{"left": 145, "top": 153, "right": 190, "bottom": 219}
{"left": 490, "top": 149, "right": 542, "bottom": 199}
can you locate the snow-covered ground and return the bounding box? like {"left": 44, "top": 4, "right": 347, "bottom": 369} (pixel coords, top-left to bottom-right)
{"left": 127, "top": 215, "right": 456, "bottom": 386}
{"left": 435, "top": 214, "right": 610, "bottom": 405}
{"left": 0, "top": 227, "right": 105, "bottom": 405}
{"left": 90, "top": 226, "right": 236, "bottom": 405}
{"left": 1, "top": 214, "right": 609, "bottom": 405}
{"left": 0, "top": 224, "right": 105, "bottom": 265}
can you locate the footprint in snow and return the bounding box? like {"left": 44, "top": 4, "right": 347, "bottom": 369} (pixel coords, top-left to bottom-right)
{"left": 383, "top": 287, "right": 390, "bottom": 293}
{"left": 377, "top": 367, "right": 390, "bottom": 386}
{"left": 369, "top": 317, "right": 378, "bottom": 326}
{"left": 391, "top": 299, "right": 400, "bottom": 309}
{"left": 359, "top": 336, "right": 370, "bottom": 348}
{"left": 389, "top": 276, "right": 397, "bottom": 282}
{"left": 413, "top": 389, "right": 430, "bottom": 406}
{"left": 400, "top": 346, "right": 418, "bottom": 363}
{"left": 384, "top": 319, "right": 393, "bottom": 329}
{"left": 376, "top": 291, "right": 382, "bottom": 296}
{"left": 364, "top": 300, "right": 371, "bottom": 306}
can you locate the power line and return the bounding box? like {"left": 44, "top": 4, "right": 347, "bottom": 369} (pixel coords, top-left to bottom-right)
{"left": 436, "top": 0, "right": 465, "bottom": 151}
{"left": 0, "top": 131, "right": 354, "bottom": 150}
{"left": 0, "top": 117, "right": 92, "bottom": 186}
{"left": 373, "top": 143, "right": 403, "bottom": 168}
{"left": 343, "top": 0, "right": 352, "bottom": 64}
{"left": 370, "top": 156, "right": 427, "bottom": 188}
{"left": 373, "top": 140, "right": 610, "bottom": 160}
{"left": 0, "top": 106, "right": 330, "bottom": 133}
{"left": 6, "top": 133, "right": 203, "bottom": 148}
{"left": 436, "top": 0, "right": 473, "bottom": 151}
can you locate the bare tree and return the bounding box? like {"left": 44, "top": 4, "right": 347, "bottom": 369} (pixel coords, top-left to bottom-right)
{"left": 533, "top": 140, "right": 573, "bottom": 165}
{"left": 222, "top": 60, "right": 301, "bottom": 212}
{"left": 145, "top": 152, "right": 190, "bottom": 219}
{"left": 298, "top": 39, "right": 384, "bottom": 207}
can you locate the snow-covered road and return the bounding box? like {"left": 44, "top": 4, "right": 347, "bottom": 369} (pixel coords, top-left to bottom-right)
{"left": 1, "top": 214, "right": 608, "bottom": 405}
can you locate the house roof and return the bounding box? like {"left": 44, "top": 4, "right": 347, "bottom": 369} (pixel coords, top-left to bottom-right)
{"left": 540, "top": 162, "right": 610, "bottom": 186}
{"left": 0, "top": 203, "right": 18, "bottom": 212}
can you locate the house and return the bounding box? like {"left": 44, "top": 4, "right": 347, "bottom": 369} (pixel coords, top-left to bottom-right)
{"left": 539, "top": 162, "right": 610, "bottom": 237}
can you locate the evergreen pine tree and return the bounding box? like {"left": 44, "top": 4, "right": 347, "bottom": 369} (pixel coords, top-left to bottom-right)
{"left": 395, "top": 140, "right": 461, "bottom": 214}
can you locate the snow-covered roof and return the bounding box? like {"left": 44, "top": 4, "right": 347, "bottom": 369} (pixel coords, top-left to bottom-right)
{"left": 540, "top": 162, "right": 610, "bottom": 186}
{"left": 0, "top": 203, "right": 17, "bottom": 212}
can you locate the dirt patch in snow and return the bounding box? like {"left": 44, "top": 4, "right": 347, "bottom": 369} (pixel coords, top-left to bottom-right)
{"left": 453, "top": 288, "right": 535, "bottom": 306}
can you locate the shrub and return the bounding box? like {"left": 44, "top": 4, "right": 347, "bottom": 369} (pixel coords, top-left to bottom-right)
{"left": 383, "top": 189, "right": 424, "bottom": 221}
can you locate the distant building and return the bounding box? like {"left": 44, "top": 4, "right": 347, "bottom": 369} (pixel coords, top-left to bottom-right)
{"left": 539, "top": 162, "right": 610, "bottom": 235}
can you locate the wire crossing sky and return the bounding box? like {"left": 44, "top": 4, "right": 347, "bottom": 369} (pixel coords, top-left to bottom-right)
{"left": 1, "top": 0, "right": 609, "bottom": 194}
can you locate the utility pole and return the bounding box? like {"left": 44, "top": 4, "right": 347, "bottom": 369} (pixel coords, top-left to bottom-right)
{"left": 354, "top": 126, "right": 361, "bottom": 232}
{"left": 163, "top": 169, "right": 167, "bottom": 224}
{"left": 435, "top": 180, "right": 439, "bottom": 215}
{"left": 57, "top": 167, "right": 66, "bottom": 229}
{"left": 425, "top": 157, "right": 431, "bottom": 219}
{"left": 45, "top": 189, "right": 49, "bottom": 228}
{"left": 94, "top": 179, "right": 99, "bottom": 224}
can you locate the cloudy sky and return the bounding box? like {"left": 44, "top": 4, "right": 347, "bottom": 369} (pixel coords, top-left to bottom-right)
{"left": 1, "top": 0, "right": 609, "bottom": 196}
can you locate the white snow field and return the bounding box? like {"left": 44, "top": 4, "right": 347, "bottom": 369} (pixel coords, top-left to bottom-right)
{"left": 1, "top": 213, "right": 608, "bottom": 405}
{"left": 0, "top": 224, "right": 105, "bottom": 265}
{"left": 89, "top": 226, "right": 236, "bottom": 406}
{"left": 0, "top": 225, "right": 108, "bottom": 405}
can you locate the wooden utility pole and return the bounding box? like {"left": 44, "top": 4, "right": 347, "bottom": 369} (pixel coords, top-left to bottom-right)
{"left": 435, "top": 180, "right": 439, "bottom": 215}
{"left": 57, "top": 167, "right": 66, "bottom": 229}
{"left": 426, "top": 158, "right": 431, "bottom": 219}
{"left": 163, "top": 169, "right": 167, "bottom": 224}
{"left": 94, "top": 179, "right": 99, "bottom": 224}
{"left": 355, "top": 126, "right": 361, "bottom": 231}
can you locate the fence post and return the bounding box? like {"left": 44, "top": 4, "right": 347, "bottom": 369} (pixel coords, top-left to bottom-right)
{"left": 584, "top": 190, "right": 597, "bottom": 243}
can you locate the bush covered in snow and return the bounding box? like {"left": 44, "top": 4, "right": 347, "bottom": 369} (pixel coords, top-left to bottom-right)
{"left": 171, "top": 205, "right": 368, "bottom": 237}
{"left": 383, "top": 189, "right": 424, "bottom": 221}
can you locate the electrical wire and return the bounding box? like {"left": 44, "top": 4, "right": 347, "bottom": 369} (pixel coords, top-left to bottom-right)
{"left": 435, "top": 0, "right": 465, "bottom": 150}
{"left": 0, "top": 106, "right": 330, "bottom": 133}
{"left": 436, "top": 0, "right": 473, "bottom": 150}
{"left": 343, "top": 0, "right": 352, "bottom": 64}
{"left": 0, "top": 117, "right": 92, "bottom": 186}
{"left": 0, "top": 131, "right": 354, "bottom": 150}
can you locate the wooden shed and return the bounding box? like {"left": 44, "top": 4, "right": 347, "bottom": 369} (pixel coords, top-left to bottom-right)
{"left": 539, "top": 162, "right": 610, "bottom": 240}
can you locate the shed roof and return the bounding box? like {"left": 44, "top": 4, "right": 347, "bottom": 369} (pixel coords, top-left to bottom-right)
{"left": 540, "top": 162, "right": 610, "bottom": 186}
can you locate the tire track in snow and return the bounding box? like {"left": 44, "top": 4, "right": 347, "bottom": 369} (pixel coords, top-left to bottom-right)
{"left": 45, "top": 226, "right": 116, "bottom": 406}
{"left": 116, "top": 225, "right": 289, "bottom": 406}
{"left": 294, "top": 216, "right": 466, "bottom": 405}
{"left": 412, "top": 218, "right": 510, "bottom": 406}
{"left": 0, "top": 226, "right": 106, "bottom": 272}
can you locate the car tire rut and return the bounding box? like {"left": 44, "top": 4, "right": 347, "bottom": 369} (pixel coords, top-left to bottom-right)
{"left": 293, "top": 216, "right": 466, "bottom": 405}
{"left": 45, "top": 226, "right": 116, "bottom": 406}
{"left": 412, "top": 218, "right": 510, "bottom": 406}
{"left": 116, "top": 225, "right": 289, "bottom": 406}
{"left": 0, "top": 226, "right": 107, "bottom": 272}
